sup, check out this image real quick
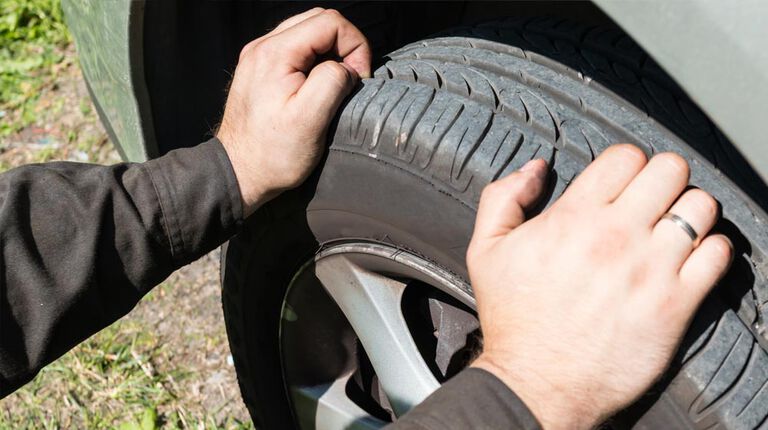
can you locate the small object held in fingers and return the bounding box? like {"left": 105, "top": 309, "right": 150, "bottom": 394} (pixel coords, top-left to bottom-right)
{"left": 661, "top": 213, "right": 699, "bottom": 245}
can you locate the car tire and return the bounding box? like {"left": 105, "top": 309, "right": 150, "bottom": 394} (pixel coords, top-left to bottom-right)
{"left": 222, "top": 18, "right": 768, "bottom": 429}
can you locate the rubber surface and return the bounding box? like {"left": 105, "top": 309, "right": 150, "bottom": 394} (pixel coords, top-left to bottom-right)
{"left": 222, "top": 18, "right": 768, "bottom": 429}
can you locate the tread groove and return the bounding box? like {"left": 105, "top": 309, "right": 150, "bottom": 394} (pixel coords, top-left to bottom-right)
{"left": 490, "top": 128, "right": 512, "bottom": 167}
{"left": 401, "top": 88, "right": 436, "bottom": 158}
{"left": 459, "top": 115, "right": 494, "bottom": 177}
{"left": 371, "top": 86, "right": 409, "bottom": 149}
{"left": 738, "top": 369, "right": 768, "bottom": 418}
{"left": 697, "top": 338, "right": 752, "bottom": 414}
{"left": 492, "top": 133, "right": 525, "bottom": 182}
{"left": 450, "top": 127, "right": 470, "bottom": 180}
{"left": 689, "top": 333, "right": 743, "bottom": 415}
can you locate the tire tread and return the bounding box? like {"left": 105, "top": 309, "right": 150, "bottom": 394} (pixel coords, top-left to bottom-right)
{"left": 330, "top": 19, "right": 768, "bottom": 429}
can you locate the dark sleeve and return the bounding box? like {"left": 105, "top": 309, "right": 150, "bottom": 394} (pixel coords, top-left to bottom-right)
{"left": 0, "top": 138, "right": 242, "bottom": 397}
{"left": 388, "top": 368, "right": 542, "bottom": 430}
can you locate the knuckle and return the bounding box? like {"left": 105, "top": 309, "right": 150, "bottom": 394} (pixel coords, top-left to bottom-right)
{"left": 238, "top": 41, "right": 257, "bottom": 62}
{"left": 318, "top": 62, "right": 350, "bottom": 86}
{"left": 466, "top": 244, "right": 479, "bottom": 267}
{"left": 322, "top": 8, "right": 343, "bottom": 20}
{"left": 251, "top": 39, "right": 277, "bottom": 58}
{"left": 582, "top": 212, "right": 636, "bottom": 261}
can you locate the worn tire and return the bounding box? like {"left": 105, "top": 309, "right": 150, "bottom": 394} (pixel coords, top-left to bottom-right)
{"left": 222, "top": 18, "right": 768, "bottom": 429}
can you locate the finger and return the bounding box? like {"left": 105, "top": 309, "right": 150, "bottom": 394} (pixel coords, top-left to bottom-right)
{"left": 562, "top": 144, "right": 647, "bottom": 205}
{"left": 651, "top": 188, "right": 719, "bottom": 270}
{"left": 271, "top": 7, "right": 325, "bottom": 34}
{"left": 291, "top": 60, "right": 357, "bottom": 125}
{"left": 472, "top": 159, "right": 549, "bottom": 241}
{"left": 678, "top": 234, "right": 733, "bottom": 310}
{"left": 271, "top": 9, "right": 372, "bottom": 78}
{"left": 614, "top": 152, "right": 690, "bottom": 225}
{"left": 239, "top": 8, "right": 327, "bottom": 61}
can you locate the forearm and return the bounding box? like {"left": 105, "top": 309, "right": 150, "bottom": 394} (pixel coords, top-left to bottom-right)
{"left": 0, "top": 138, "right": 242, "bottom": 397}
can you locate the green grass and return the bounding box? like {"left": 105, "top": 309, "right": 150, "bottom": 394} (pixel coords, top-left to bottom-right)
{"left": 0, "top": 0, "right": 70, "bottom": 136}
{"left": 0, "top": 318, "right": 254, "bottom": 429}
{"left": 0, "top": 320, "right": 177, "bottom": 429}
{"left": 0, "top": 0, "right": 120, "bottom": 171}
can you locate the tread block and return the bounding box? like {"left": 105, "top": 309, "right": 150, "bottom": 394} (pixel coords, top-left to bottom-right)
{"left": 670, "top": 311, "right": 768, "bottom": 429}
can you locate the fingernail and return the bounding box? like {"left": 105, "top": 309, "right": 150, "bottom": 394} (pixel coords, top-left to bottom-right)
{"left": 721, "top": 236, "right": 734, "bottom": 254}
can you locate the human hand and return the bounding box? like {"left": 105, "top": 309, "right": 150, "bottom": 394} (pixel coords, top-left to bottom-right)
{"left": 217, "top": 8, "right": 371, "bottom": 216}
{"left": 467, "top": 146, "right": 733, "bottom": 429}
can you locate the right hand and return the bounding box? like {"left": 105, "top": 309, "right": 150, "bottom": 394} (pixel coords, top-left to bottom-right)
{"left": 217, "top": 8, "right": 371, "bottom": 217}
{"left": 468, "top": 145, "right": 733, "bottom": 429}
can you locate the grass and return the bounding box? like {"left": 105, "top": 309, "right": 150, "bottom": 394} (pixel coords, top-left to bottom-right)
{"left": 0, "top": 0, "right": 119, "bottom": 172}
{"left": 0, "top": 321, "right": 178, "bottom": 429}
{"left": 0, "top": 317, "right": 252, "bottom": 430}
{"left": 0, "top": 275, "right": 254, "bottom": 429}
{"left": 0, "top": 0, "right": 70, "bottom": 137}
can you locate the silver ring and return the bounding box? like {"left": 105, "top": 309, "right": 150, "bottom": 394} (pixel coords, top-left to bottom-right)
{"left": 661, "top": 213, "right": 699, "bottom": 245}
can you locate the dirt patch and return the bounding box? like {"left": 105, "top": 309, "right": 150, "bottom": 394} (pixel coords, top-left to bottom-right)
{"left": 0, "top": 45, "right": 118, "bottom": 168}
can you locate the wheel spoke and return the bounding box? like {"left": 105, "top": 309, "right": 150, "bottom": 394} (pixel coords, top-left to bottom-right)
{"left": 291, "top": 374, "right": 386, "bottom": 430}
{"left": 315, "top": 254, "right": 440, "bottom": 416}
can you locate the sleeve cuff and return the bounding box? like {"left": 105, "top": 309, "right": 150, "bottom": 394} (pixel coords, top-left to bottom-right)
{"left": 143, "top": 137, "right": 243, "bottom": 262}
{"left": 391, "top": 368, "right": 542, "bottom": 430}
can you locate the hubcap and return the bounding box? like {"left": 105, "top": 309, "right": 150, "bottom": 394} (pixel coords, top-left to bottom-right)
{"left": 280, "top": 242, "right": 479, "bottom": 429}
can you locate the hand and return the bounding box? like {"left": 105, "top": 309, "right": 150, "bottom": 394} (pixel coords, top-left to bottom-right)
{"left": 468, "top": 146, "right": 733, "bottom": 429}
{"left": 217, "top": 8, "right": 371, "bottom": 216}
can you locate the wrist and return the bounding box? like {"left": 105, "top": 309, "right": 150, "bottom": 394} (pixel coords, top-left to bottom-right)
{"left": 217, "top": 133, "right": 279, "bottom": 217}
{"left": 472, "top": 353, "right": 600, "bottom": 430}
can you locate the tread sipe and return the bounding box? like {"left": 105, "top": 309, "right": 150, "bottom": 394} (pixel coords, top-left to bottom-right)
{"left": 328, "top": 18, "right": 768, "bottom": 429}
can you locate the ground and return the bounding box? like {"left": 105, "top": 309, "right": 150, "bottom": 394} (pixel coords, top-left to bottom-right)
{"left": 0, "top": 1, "right": 252, "bottom": 428}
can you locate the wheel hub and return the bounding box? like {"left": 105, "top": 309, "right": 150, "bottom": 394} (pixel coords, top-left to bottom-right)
{"left": 280, "top": 242, "right": 478, "bottom": 429}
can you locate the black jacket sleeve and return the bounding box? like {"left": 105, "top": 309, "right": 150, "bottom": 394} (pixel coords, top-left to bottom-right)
{"left": 0, "top": 137, "right": 541, "bottom": 429}
{"left": 0, "top": 138, "right": 242, "bottom": 396}
{"left": 389, "top": 368, "right": 541, "bottom": 430}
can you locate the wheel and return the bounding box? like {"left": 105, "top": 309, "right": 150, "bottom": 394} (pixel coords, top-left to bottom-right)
{"left": 222, "top": 17, "right": 768, "bottom": 430}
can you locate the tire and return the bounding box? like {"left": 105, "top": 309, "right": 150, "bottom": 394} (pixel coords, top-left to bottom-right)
{"left": 222, "top": 18, "right": 768, "bottom": 429}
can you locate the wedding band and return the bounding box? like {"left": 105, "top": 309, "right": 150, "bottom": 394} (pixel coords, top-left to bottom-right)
{"left": 661, "top": 213, "right": 699, "bottom": 245}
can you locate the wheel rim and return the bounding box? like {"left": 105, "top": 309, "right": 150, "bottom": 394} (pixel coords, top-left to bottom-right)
{"left": 279, "top": 241, "right": 479, "bottom": 429}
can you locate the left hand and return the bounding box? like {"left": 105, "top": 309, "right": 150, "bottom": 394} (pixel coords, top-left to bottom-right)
{"left": 468, "top": 147, "right": 733, "bottom": 429}
{"left": 217, "top": 8, "right": 371, "bottom": 216}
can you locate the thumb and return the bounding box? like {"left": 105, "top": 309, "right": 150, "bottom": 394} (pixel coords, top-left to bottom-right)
{"left": 471, "top": 159, "right": 549, "bottom": 241}
{"left": 291, "top": 60, "right": 357, "bottom": 124}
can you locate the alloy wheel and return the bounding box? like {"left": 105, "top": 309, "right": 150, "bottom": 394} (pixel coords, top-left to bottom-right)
{"left": 280, "top": 242, "right": 480, "bottom": 429}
